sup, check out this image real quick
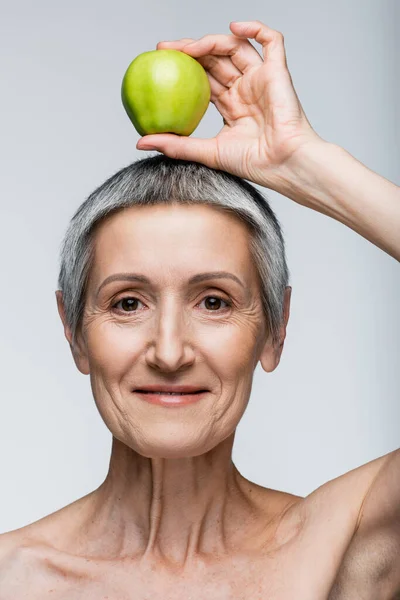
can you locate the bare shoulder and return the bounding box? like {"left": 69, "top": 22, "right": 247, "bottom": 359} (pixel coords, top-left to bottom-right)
{"left": 0, "top": 528, "right": 27, "bottom": 566}
{"left": 0, "top": 492, "right": 96, "bottom": 596}
{"left": 290, "top": 449, "right": 400, "bottom": 598}
{"left": 0, "top": 524, "right": 82, "bottom": 599}
{"left": 0, "top": 528, "right": 45, "bottom": 596}
{"left": 302, "top": 451, "right": 390, "bottom": 519}
{"left": 0, "top": 530, "right": 16, "bottom": 567}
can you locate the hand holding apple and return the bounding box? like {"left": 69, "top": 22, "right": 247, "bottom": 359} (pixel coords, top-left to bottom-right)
{"left": 136, "top": 21, "right": 323, "bottom": 192}
{"left": 122, "top": 49, "right": 211, "bottom": 136}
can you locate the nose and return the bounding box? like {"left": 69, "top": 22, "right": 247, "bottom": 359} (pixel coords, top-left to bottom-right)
{"left": 145, "top": 298, "right": 195, "bottom": 373}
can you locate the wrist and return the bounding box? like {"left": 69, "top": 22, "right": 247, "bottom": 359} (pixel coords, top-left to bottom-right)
{"left": 267, "top": 138, "right": 341, "bottom": 208}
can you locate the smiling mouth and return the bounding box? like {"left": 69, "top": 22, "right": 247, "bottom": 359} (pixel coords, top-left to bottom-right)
{"left": 135, "top": 391, "right": 206, "bottom": 395}
{"left": 134, "top": 389, "right": 209, "bottom": 406}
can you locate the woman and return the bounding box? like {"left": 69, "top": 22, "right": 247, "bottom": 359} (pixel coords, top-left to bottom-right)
{"left": 1, "top": 19, "right": 399, "bottom": 599}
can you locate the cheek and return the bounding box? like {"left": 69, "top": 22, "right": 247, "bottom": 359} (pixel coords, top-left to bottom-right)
{"left": 201, "top": 321, "right": 260, "bottom": 377}
{"left": 84, "top": 313, "right": 262, "bottom": 378}
{"left": 86, "top": 321, "right": 143, "bottom": 376}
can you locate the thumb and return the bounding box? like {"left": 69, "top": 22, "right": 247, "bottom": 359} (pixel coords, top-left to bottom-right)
{"left": 136, "top": 134, "right": 219, "bottom": 169}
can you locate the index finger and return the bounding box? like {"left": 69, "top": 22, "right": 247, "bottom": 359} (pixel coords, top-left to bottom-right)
{"left": 178, "top": 32, "right": 263, "bottom": 74}
{"left": 229, "top": 20, "right": 287, "bottom": 67}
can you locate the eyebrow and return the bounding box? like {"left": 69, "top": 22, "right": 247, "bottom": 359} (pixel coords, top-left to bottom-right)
{"left": 96, "top": 271, "right": 245, "bottom": 297}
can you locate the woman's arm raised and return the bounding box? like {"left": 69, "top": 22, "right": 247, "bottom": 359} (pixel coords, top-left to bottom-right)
{"left": 137, "top": 20, "right": 400, "bottom": 262}
{"left": 274, "top": 140, "right": 400, "bottom": 262}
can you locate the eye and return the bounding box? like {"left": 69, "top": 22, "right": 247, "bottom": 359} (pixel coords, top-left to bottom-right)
{"left": 111, "top": 294, "right": 231, "bottom": 315}
{"left": 112, "top": 297, "right": 145, "bottom": 313}
{"left": 198, "top": 295, "right": 231, "bottom": 311}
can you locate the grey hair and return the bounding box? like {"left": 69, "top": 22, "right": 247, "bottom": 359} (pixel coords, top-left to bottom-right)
{"left": 57, "top": 154, "right": 289, "bottom": 347}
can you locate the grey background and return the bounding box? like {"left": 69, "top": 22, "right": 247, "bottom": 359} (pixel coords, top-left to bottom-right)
{"left": 1, "top": 0, "right": 399, "bottom": 533}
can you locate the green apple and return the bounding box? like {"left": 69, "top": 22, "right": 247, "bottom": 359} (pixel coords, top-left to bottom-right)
{"left": 121, "top": 49, "right": 211, "bottom": 136}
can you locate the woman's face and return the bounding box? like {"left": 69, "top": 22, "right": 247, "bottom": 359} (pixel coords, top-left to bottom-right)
{"left": 60, "top": 203, "right": 289, "bottom": 458}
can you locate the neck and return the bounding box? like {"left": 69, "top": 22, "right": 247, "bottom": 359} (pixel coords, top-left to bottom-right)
{"left": 74, "top": 435, "right": 270, "bottom": 569}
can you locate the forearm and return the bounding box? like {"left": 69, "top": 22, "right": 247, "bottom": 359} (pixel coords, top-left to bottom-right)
{"left": 271, "top": 140, "right": 400, "bottom": 261}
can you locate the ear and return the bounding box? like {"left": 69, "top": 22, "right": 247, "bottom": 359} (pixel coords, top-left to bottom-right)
{"left": 259, "top": 286, "right": 292, "bottom": 373}
{"left": 55, "top": 290, "right": 90, "bottom": 375}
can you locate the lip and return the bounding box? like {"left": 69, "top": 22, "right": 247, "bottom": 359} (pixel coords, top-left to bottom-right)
{"left": 134, "top": 390, "right": 208, "bottom": 407}
{"left": 134, "top": 385, "right": 207, "bottom": 393}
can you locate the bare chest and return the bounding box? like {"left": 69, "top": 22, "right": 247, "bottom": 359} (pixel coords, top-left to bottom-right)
{"left": 0, "top": 531, "right": 392, "bottom": 600}
{"left": 2, "top": 489, "right": 397, "bottom": 600}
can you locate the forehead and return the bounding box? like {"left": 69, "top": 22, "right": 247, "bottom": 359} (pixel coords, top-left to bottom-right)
{"left": 91, "top": 203, "right": 257, "bottom": 283}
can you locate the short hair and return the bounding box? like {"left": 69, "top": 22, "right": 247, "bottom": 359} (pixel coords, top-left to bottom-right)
{"left": 57, "top": 154, "right": 289, "bottom": 347}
